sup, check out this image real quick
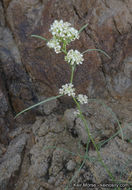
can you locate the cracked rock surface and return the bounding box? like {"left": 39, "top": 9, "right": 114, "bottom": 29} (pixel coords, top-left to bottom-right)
{"left": 0, "top": 133, "right": 29, "bottom": 190}
{"left": 0, "top": 99, "right": 131, "bottom": 190}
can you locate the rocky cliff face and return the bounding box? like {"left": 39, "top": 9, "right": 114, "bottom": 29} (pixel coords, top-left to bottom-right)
{"left": 0, "top": 1, "right": 132, "bottom": 189}
{"left": 0, "top": 0, "right": 132, "bottom": 138}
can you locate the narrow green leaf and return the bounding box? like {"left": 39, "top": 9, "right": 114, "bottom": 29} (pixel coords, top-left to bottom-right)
{"left": 82, "top": 48, "right": 111, "bottom": 59}
{"left": 79, "top": 23, "right": 88, "bottom": 34}
{"left": 31, "top": 35, "right": 48, "bottom": 42}
{"left": 14, "top": 94, "right": 63, "bottom": 118}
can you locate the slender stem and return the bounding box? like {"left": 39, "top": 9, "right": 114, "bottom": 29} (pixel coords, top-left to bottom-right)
{"left": 61, "top": 49, "right": 67, "bottom": 54}
{"left": 72, "top": 96, "right": 115, "bottom": 181}
{"left": 62, "top": 41, "right": 75, "bottom": 84}
{"left": 70, "top": 66, "right": 75, "bottom": 83}
{"left": 61, "top": 37, "right": 114, "bottom": 184}
{"left": 62, "top": 41, "right": 67, "bottom": 54}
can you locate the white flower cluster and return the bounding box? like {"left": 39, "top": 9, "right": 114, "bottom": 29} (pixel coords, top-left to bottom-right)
{"left": 47, "top": 38, "right": 61, "bottom": 53}
{"left": 59, "top": 83, "right": 75, "bottom": 97}
{"left": 65, "top": 49, "right": 84, "bottom": 65}
{"left": 59, "top": 84, "right": 88, "bottom": 105}
{"left": 77, "top": 94, "right": 88, "bottom": 104}
{"left": 47, "top": 20, "right": 79, "bottom": 54}
{"left": 49, "top": 20, "right": 79, "bottom": 42}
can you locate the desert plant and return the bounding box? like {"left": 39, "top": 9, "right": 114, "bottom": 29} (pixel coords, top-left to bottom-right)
{"left": 15, "top": 20, "right": 118, "bottom": 188}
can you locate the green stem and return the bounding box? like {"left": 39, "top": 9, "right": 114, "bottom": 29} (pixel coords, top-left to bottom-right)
{"left": 62, "top": 41, "right": 67, "bottom": 54}
{"left": 70, "top": 66, "right": 75, "bottom": 83}
{"left": 72, "top": 96, "right": 115, "bottom": 181}
{"left": 61, "top": 49, "right": 67, "bottom": 54}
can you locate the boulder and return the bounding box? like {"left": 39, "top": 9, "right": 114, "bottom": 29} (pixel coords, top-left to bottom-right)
{"left": 0, "top": 133, "right": 29, "bottom": 190}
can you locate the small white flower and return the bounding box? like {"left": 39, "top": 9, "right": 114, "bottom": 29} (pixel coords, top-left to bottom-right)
{"left": 74, "top": 110, "right": 80, "bottom": 116}
{"left": 47, "top": 38, "right": 61, "bottom": 53}
{"left": 49, "top": 20, "right": 79, "bottom": 42}
{"left": 77, "top": 94, "right": 88, "bottom": 104}
{"left": 59, "top": 83, "right": 75, "bottom": 97}
{"left": 65, "top": 50, "right": 84, "bottom": 66}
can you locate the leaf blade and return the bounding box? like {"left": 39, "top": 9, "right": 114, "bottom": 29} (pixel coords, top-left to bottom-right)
{"left": 14, "top": 94, "right": 63, "bottom": 118}
{"left": 82, "top": 48, "right": 111, "bottom": 59}
{"left": 31, "top": 35, "right": 48, "bottom": 42}
{"left": 79, "top": 23, "right": 88, "bottom": 34}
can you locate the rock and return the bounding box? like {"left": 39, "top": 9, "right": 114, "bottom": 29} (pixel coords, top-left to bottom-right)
{"left": 39, "top": 187, "right": 44, "bottom": 190}
{"left": 0, "top": 2, "right": 37, "bottom": 123}
{"left": 32, "top": 116, "right": 44, "bottom": 135}
{"left": 21, "top": 182, "right": 29, "bottom": 190}
{"left": 0, "top": 88, "right": 8, "bottom": 117}
{"left": 32, "top": 114, "right": 64, "bottom": 137}
{"left": 64, "top": 108, "right": 76, "bottom": 129}
{"left": 64, "top": 108, "right": 79, "bottom": 138}
{"left": 109, "top": 99, "right": 132, "bottom": 122}
{"left": 2, "top": 0, "right": 11, "bottom": 9}
{"left": 15, "top": 115, "right": 84, "bottom": 189}
{"left": 0, "top": 154, "right": 21, "bottom": 190}
{"left": 0, "top": 25, "right": 36, "bottom": 122}
{"left": 0, "top": 118, "right": 9, "bottom": 145}
{"left": 119, "top": 122, "right": 132, "bottom": 140}
{"left": 75, "top": 117, "right": 91, "bottom": 144}
{"left": 4, "top": 0, "right": 132, "bottom": 103}
{"left": 87, "top": 137, "right": 132, "bottom": 182}
{"left": 8, "top": 111, "right": 132, "bottom": 190}
{"left": 3, "top": 134, "right": 28, "bottom": 159}
{"left": 0, "top": 133, "right": 29, "bottom": 190}
{"left": 5, "top": 0, "right": 106, "bottom": 98}
{"left": 0, "top": 74, "right": 14, "bottom": 144}
{"left": 64, "top": 101, "right": 117, "bottom": 144}
{"left": 0, "top": 0, "right": 132, "bottom": 188}
{"left": 48, "top": 176, "right": 56, "bottom": 184}
{"left": 0, "top": 2, "right": 5, "bottom": 27}
{"left": 42, "top": 98, "right": 58, "bottom": 115}
{"left": 0, "top": 144, "right": 6, "bottom": 158}
{"left": 8, "top": 127, "right": 23, "bottom": 139}
{"left": 66, "top": 160, "right": 76, "bottom": 171}
{"left": 29, "top": 157, "right": 49, "bottom": 178}
{"left": 29, "top": 115, "right": 67, "bottom": 179}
